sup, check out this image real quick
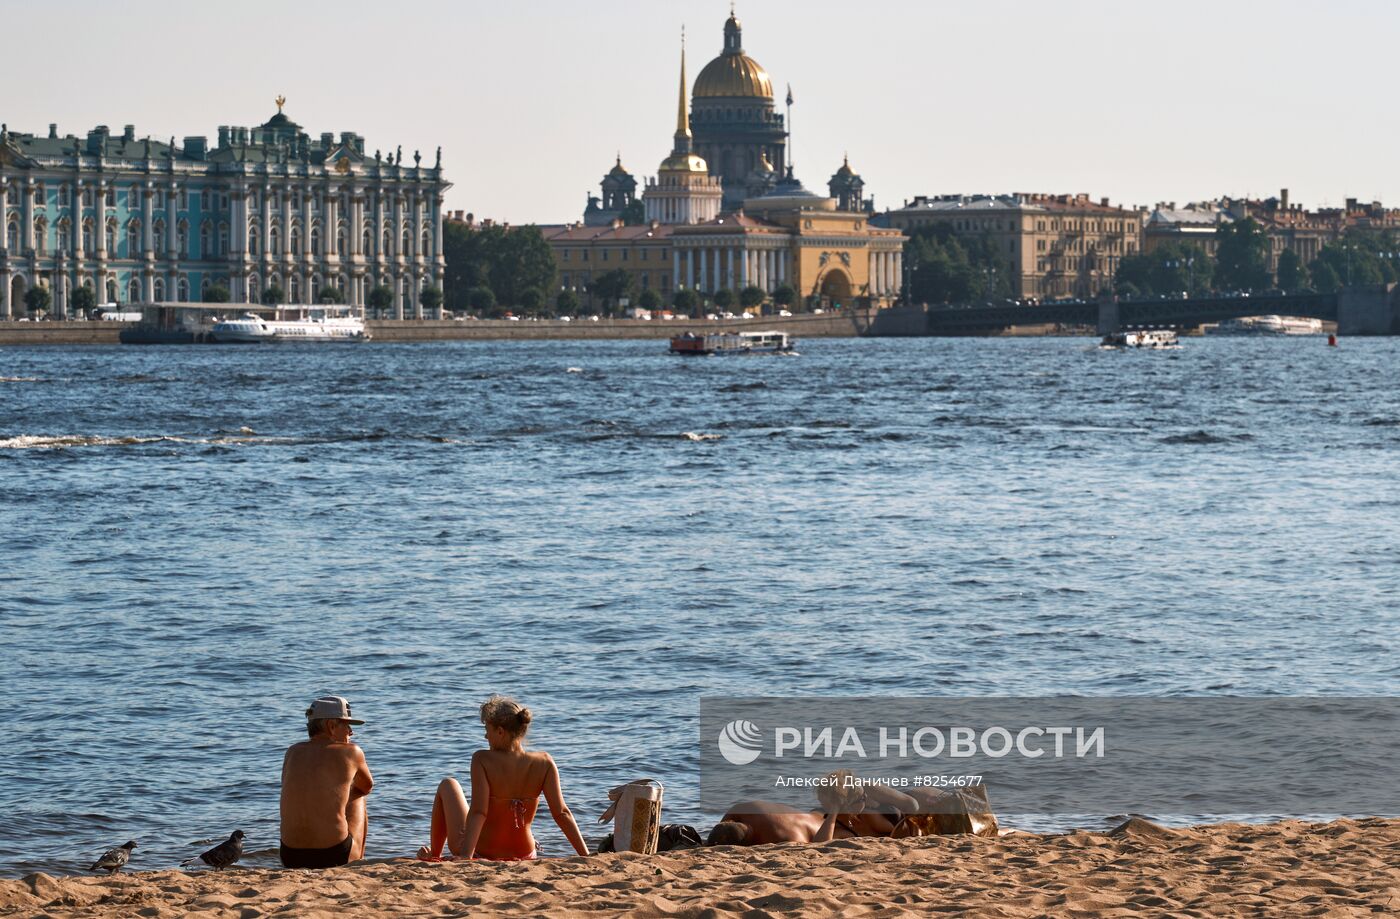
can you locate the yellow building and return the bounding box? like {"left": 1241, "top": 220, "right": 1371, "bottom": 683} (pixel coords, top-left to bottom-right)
{"left": 542, "top": 13, "right": 905, "bottom": 312}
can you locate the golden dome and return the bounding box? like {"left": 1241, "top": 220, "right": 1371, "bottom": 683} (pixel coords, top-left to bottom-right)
{"left": 660, "top": 152, "right": 709, "bottom": 173}
{"left": 693, "top": 52, "right": 772, "bottom": 99}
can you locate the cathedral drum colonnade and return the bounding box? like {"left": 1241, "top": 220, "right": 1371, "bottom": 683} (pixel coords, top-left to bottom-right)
{"left": 0, "top": 100, "right": 450, "bottom": 320}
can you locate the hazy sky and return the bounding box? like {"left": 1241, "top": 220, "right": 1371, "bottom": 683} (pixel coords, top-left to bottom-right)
{"left": 5, "top": 0, "right": 1395, "bottom": 224}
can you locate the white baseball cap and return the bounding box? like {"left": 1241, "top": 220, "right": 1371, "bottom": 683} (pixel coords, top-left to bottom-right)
{"left": 306, "top": 696, "right": 365, "bottom": 725}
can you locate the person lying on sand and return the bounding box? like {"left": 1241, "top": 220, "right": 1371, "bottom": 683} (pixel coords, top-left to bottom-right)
{"left": 279, "top": 696, "right": 374, "bottom": 869}
{"left": 708, "top": 779, "right": 923, "bottom": 846}
{"left": 418, "top": 695, "right": 590, "bottom": 861}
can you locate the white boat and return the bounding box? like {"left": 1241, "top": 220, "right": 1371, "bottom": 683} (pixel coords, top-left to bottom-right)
{"left": 1208, "top": 315, "right": 1323, "bottom": 336}
{"left": 211, "top": 306, "right": 369, "bottom": 343}
{"left": 669, "top": 330, "right": 794, "bottom": 355}
{"left": 1101, "top": 329, "right": 1179, "bottom": 349}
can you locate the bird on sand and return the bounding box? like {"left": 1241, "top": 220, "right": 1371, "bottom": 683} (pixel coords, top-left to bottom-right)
{"left": 90, "top": 840, "right": 136, "bottom": 874}
{"left": 181, "top": 830, "right": 245, "bottom": 870}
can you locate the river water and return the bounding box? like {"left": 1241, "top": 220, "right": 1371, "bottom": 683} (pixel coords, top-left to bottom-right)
{"left": 0, "top": 336, "right": 1396, "bottom": 876}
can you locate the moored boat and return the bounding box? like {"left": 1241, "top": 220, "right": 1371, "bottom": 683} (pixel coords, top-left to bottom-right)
{"left": 210, "top": 306, "right": 368, "bottom": 343}
{"left": 1207, "top": 315, "right": 1323, "bottom": 336}
{"left": 669, "top": 330, "right": 794, "bottom": 355}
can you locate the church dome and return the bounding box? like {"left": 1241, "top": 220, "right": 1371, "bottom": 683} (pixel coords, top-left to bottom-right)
{"left": 693, "top": 14, "right": 773, "bottom": 99}
{"left": 660, "top": 151, "right": 709, "bottom": 173}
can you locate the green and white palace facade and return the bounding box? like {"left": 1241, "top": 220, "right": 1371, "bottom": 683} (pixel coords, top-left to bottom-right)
{"left": 0, "top": 101, "right": 450, "bottom": 318}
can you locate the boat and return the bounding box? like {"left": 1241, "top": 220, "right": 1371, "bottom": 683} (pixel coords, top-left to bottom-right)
{"left": 119, "top": 303, "right": 223, "bottom": 344}
{"left": 1207, "top": 315, "right": 1323, "bottom": 336}
{"left": 210, "top": 306, "right": 369, "bottom": 343}
{"left": 669, "top": 330, "right": 794, "bottom": 355}
{"left": 1101, "top": 329, "right": 1179, "bottom": 349}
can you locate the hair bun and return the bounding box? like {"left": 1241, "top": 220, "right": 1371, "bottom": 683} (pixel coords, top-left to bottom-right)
{"left": 516, "top": 707, "right": 532, "bottom": 726}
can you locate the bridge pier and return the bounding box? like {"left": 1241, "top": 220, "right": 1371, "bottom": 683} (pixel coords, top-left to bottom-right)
{"left": 1337, "top": 283, "right": 1400, "bottom": 336}
{"left": 1097, "top": 291, "right": 1119, "bottom": 336}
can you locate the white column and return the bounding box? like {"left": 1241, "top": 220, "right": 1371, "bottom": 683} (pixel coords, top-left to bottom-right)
{"left": 281, "top": 186, "right": 293, "bottom": 262}
{"left": 21, "top": 179, "right": 34, "bottom": 253}
{"left": 886, "top": 251, "right": 896, "bottom": 294}
{"left": 431, "top": 193, "right": 443, "bottom": 262}
{"left": 72, "top": 181, "right": 84, "bottom": 258}
{"left": 0, "top": 267, "right": 9, "bottom": 319}
{"left": 165, "top": 186, "right": 178, "bottom": 257}
{"left": 301, "top": 188, "right": 313, "bottom": 260}
{"left": 713, "top": 246, "right": 722, "bottom": 292}
{"left": 325, "top": 189, "right": 338, "bottom": 260}
{"left": 894, "top": 252, "right": 902, "bottom": 296}
{"left": 351, "top": 191, "right": 363, "bottom": 257}
{"left": 0, "top": 179, "right": 8, "bottom": 253}
{"left": 95, "top": 182, "right": 108, "bottom": 261}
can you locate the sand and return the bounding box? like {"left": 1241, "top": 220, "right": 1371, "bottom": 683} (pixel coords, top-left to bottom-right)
{"left": 3, "top": 819, "right": 1397, "bottom": 918}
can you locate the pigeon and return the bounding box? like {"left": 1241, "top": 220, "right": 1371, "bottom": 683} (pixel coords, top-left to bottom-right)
{"left": 181, "top": 830, "right": 245, "bottom": 870}
{"left": 90, "top": 840, "right": 136, "bottom": 874}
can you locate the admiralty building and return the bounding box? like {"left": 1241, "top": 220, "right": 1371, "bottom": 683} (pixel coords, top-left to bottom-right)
{"left": 0, "top": 100, "right": 450, "bottom": 318}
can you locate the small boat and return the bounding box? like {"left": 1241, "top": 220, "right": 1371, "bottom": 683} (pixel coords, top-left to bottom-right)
{"left": 669, "top": 330, "right": 794, "bottom": 355}
{"left": 210, "top": 306, "right": 369, "bottom": 343}
{"left": 1101, "top": 329, "right": 1179, "bottom": 350}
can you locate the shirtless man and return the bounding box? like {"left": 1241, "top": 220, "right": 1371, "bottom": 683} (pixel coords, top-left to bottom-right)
{"left": 279, "top": 696, "right": 374, "bottom": 869}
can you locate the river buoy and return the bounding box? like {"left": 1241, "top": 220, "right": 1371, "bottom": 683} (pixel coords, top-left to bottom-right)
{"left": 1328, "top": 333, "right": 1337, "bottom": 346}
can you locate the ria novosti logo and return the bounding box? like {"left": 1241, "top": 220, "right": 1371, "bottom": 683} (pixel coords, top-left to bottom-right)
{"left": 716, "top": 719, "right": 764, "bottom": 765}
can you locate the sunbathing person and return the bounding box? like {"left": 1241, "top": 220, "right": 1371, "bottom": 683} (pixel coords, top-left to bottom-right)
{"left": 279, "top": 696, "right": 374, "bottom": 869}
{"left": 707, "top": 782, "right": 921, "bottom": 846}
{"left": 418, "top": 695, "right": 590, "bottom": 861}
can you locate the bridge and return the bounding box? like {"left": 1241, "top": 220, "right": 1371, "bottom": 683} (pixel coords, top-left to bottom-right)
{"left": 868, "top": 284, "right": 1400, "bottom": 336}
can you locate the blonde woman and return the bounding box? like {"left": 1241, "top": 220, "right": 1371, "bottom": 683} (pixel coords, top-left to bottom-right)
{"left": 419, "top": 695, "right": 590, "bottom": 860}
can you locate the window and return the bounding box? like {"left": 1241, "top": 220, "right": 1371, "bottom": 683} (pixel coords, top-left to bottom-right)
{"left": 201, "top": 189, "right": 210, "bottom": 211}
{"left": 55, "top": 220, "right": 69, "bottom": 253}
{"left": 105, "top": 189, "right": 115, "bottom": 207}
{"left": 199, "top": 224, "right": 209, "bottom": 258}
{"left": 129, "top": 185, "right": 139, "bottom": 208}
{"left": 59, "top": 185, "right": 69, "bottom": 206}
{"left": 180, "top": 188, "right": 188, "bottom": 209}
{"left": 177, "top": 277, "right": 189, "bottom": 301}
{"left": 83, "top": 188, "right": 93, "bottom": 207}
{"left": 621, "top": 249, "right": 629, "bottom": 262}
{"left": 311, "top": 228, "right": 321, "bottom": 256}
{"left": 563, "top": 249, "right": 570, "bottom": 261}
{"left": 82, "top": 220, "right": 93, "bottom": 252}
{"left": 127, "top": 220, "right": 141, "bottom": 257}
{"left": 128, "top": 278, "right": 141, "bottom": 302}
{"left": 218, "top": 223, "right": 229, "bottom": 256}
{"left": 34, "top": 218, "right": 46, "bottom": 254}
{"left": 248, "top": 229, "right": 259, "bottom": 257}
{"left": 153, "top": 278, "right": 165, "bottom": 301}
{"left": 602, "top": 249, "right": 609, "bottom": 262}
{"left": 269, "top": 227, "right": 279, "bottom": 255}
{"left": 421, "top": 227, "right": 430, "bottom": 255}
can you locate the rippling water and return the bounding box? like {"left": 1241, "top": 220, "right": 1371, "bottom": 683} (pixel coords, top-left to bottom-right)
{"left": 1, "top": 336, "right": 1397, "bottom": 876}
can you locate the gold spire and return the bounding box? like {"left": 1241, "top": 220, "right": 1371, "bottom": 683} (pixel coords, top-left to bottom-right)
{"left": 275, "top": 94, "right": 286, "bottom": 113}
{"left": 676, "top": 28, "right": 690, "bottom": 140}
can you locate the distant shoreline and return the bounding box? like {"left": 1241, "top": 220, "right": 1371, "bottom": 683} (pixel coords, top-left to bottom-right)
{"left": 0, "top": 310, "right": 1098, "bottom": 345}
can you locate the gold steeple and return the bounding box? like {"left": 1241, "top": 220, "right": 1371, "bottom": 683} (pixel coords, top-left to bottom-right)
{"left": 675, "top": 28, "right": 690, "bottom": 142}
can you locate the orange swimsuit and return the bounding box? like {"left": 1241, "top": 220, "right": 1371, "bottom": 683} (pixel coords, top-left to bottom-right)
{"left": 475, "top": 793, "right": 540, "bottom": 860}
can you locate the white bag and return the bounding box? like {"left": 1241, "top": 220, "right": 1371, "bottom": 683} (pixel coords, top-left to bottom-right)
{"left": 598, "top": 779, "right": 663, "bottom": 854}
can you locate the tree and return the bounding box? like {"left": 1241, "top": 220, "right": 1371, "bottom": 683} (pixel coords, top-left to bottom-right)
{"left": 24, "top": 285, "right": 51, "bottom": 317}
{"left": 443, "top": 221, "right": 557, "bottom": 314}
{"left": 368, "top": 284, "right": 394, "bottom": 317}
{"left": 1114, "top": 241, "right": 1212, "bottom": 297}
{"left": 1309, "top": 259, "right": 1342, "bottom": 294}
{"left": 1214, "top": 218, "right": 1272, "bottom": 291}
{"left": 204, "top": 284, "right": 230, "bottom": 303}
{"left": 620, "top": 200, "right": 647, "bottom": 226}
{"left": 261, "top": 285, "right": 285, "bottom": 306}
{"left": 739, "top": 285, "right": 766, "bottom": 311}
{"left": 903, "top": 224, "right": 1011, "bottom": 304}
{"left": 420, "top": 286, "right": 444, "bottom": 317}
{"left": 590, "top": 268, "right": 634, "bottom": 316}
{"left": 638, "top": 288, "right": 660, "bottom": 310}
{"left": 468, "top": 286, "right": 497, "bottom": 315}
{"left": 72, "top": 285, "right": 97, "bottom": 317}
{"left": 713, "top": 288, "right": 734, "bottom": 309}
{"left": 673, "top": 288, "right": 698, "bottom": 313}
{"left": 318, "top": 286, "right": 343, "bottom": 304}
{"left": 1276, "top": 248, "right": 1308, "bottom": 292}
{"left": 556, "top": 289, "right": 580, "bottom": 315}
{"left": 772, "top": 283, "right": 797, "bottom": 309}
{"left": 519, "top": 288, "right": 544, "bottom": 312}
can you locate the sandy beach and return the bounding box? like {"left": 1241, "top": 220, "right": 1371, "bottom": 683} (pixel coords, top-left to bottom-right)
{"left": 4, "top": 818, "right": 1397, "bottom": 918}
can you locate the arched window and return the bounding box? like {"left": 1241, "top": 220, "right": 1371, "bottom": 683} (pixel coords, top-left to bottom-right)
{"left": 336, "top": 227, "right": 346, "bottom": 256}
{"left": 153, "top": 278, "right": 165, "bottom": 301}
{"left": 247, "top": 274, "right": 258, "bottom": 302}
{"left": 290, "top": 227, "right": 301, "bottom": 254}
{"left": 248, "top": 228, "right": 260, "bottom": 257}
{"left": 362, "top": 228, "right": 371, "bottom": 253}
{"left": 177, "top": 277, "right": 189, "bottom": 301}
{"left": 218, "top": 223, "right": 229, "bottom": 256}
{"left": 82, "top": 219, "right": 93, "bottom": 252}
{"left": 128, "top": 278, "right": 141, "bottom": 302}
{"left": 126, "top": 220, "right": 141, "bottom": 258}
{"left": 128, "top": 184, "right": 139, "bottom": 207}
{"left": 421, "top": 227, "right": 431, "bottom": 256}
{"left": 177, "top": 221, "right": 189, "bottom": 258}
{"left": 269, "top": 227, "right": 280, "bottom": 255}
{"left": 289, "top": 276, "right": 300, "bottom": 302}
{"left": 200, "top": 223, "right": 210, "bottom": 258}
{"left": 312, "top": 275, "right": 322, "bottom": 298}
{"left": 402, "top": 228, "right": 411, "bottom": 255}
{"left": 106, "top": 218, "right": 118, "bottom": 253}
{"left": 34, "top": 217, "right": 47, "bottom": 254}
{"left": 6, "top": 219, "right": 18, "bottom": 251}
{"left": 310, "top": 228, "right": 321, "bottom": 256}
{"left": 382, "top": 228, "right": 391, "bottom": 255}
{"left": 56, "top": 219, "right": 70, "bottom": 254}
{"left": 153, "top": 220, "right": 165, "bottom": 253}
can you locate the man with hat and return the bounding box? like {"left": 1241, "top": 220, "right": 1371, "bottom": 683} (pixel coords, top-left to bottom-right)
{"left": 279, "top": 696, "right": 375, "bottom": 868}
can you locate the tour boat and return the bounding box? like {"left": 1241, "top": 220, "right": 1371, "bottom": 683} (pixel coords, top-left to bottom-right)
{"left": 669, "top": 330, "right": 794, "bottom": 355}
{"left": 1208, "top": 315, "right": 1323, "bottom": 336}
{"left": 210, "top": 307, "right": 369, "bottom": 343}
{"left": 1101, "top": 329, "right": 1179, "bottom": 349}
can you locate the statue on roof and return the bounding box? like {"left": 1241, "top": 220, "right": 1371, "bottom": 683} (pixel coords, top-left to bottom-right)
{"left": 435, "top": 146, "right": 441, "bottom": 168}
{"left": 275, "top": 95, "right": 286, "bottom": 113}
{"left": 414, "top": 149, "right": 421, "bottom": 167}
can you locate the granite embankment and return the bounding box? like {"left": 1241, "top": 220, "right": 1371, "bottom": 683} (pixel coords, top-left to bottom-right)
{"left": 0, "top": 308, "right": 889, "bottom": 345}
